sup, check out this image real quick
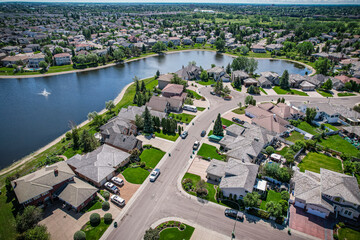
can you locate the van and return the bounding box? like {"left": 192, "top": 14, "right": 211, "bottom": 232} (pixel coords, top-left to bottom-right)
{"left": 183, "top": 104, "right": 197, "bottom": 112}
{"left": 111, "top": 195, "right": 125, "bottom": 207}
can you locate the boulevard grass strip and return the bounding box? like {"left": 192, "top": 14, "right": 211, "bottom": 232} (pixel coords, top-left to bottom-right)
{"left": 169, "top": 112, "right": 196, "bottom": 124}
{"left": 197, "top": 143, "right": 225, "bottom": 161}
{"left": 298, "top": 152, "right": 343, "bottom": 174}
{"left": 286, "top": 131, "right": 304, "bottom": 142}
{"left": 122, "top": 167, "right": 150, "bottom": 184}
{"left": 196, "top": 107, "right": 205, "bottom": 111}
{"left": 139, "top": 148, "right": 166, "bottom": 168}
{"left": 221, "top": 117, "right": 235, "bottom": 127}
{"left": 318, "top": 134, "right": 359, "bottom": 157}
{"left": 82, "top": 218, "right": 112, "bottom": 240}
{"left": 259, "top": 87, "right": 268, "bottom": 95}
{"left": 317, "top": 89, "right": 333, "bottom": 97}
{"left": 182, "top": 173, "right": 216, "bottom": 203}
{"left": 338, "top": 92, "right": 356, "bottom": 97}
{"left": 159, "top": 224, "right": 195, "bottom": 240}
{"left": 259, "top": 190, "right": 283, "bottom": 211}
{"left": 273, "top": 86, "right": 308, "bottom": 96}
{"left": 154, "top": 130, "right": 179, "bottom": 141}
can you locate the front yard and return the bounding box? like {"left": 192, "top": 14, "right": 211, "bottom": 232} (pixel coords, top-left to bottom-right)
{"left": 82, "top": 218, "right": 112, "bottom": 240}
{"left": 197, "top": 143, "right": 226, "bottom": 161}
{"left": 316, "top": 89, "right": 333, "bottom": 97}
{"left": 182, "top": 173, "right": 216, "bottom": 202}
{"left": 169, "top": 113, "right": 196, "bottom": 124}
{"left": 298, "top": 152, "right": 343, "bottom": 173}
{"left": 232, "top": 106, "right": 246, "bottom": 115}
{"left": 140, "top": 147, "right": 166, "bottom": 168}
{"left": 338, "top": 92, "right": 356, "bottom": 97}
{"left": 154, "top": 130, "right": 179, "bottom": 141}
{"left": 273, "top": 86, "right": 309, "bottom": 96}
{"left": 122, "top": 167, "right": 150, "bottom": 184}
{"left": 159, "top": 224, "right": 195, "bottom": 240}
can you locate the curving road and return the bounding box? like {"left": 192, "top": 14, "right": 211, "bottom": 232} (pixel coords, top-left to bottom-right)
{"left": 101, "top": 88, "right": 360, "bottom": 240}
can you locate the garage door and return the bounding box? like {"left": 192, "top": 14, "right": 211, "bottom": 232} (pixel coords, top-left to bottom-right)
{"left": 307, "top": 208, "right": 327, "bottom": 218}
{"left": 294, "top": 201, "right": 305, "bottom": 209}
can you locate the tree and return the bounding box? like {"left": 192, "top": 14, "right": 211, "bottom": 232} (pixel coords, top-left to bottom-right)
{"left": 296, "top": 42, "right": 314, "bottom": 56}
{"left": 279, "top": 70, "right": 289, "bottom": 90}
{"left": 322, "top": 78, "right": 333, "bottom": 91}
{"left": 315, "top": 57, "right": 330, "bottom": 75}
{"left": 305, "top": 107, "right": 317, "bottom": 123}
{"left": 134, "top": 76, "right": 140, "bottom": 92}
{"left": 226, "top": 63, "right": 231, "bottom": 74}
{"left": 135, "top": 114, "right": 144, "bottom": 130}
{"left": 213, "top": 113, "right": 224, "bottom": 136}
{"left": 266, "top": 146, "right": 275, "bottom": 155}
{"left": 239, "top": 45, "right": 249, "bottom": 55}
{"left": 265, "top": 201, "right": 282, "bottom": 218}
{"left": 143, "top": 107, "right": 153, "bottom": 133}
{"left": 245, "top": 95, "right": 254, "bottom": 106}
{"left": 113, "top": 49, "right": 125, "bottom": 62}
{"left": 171, "top": 74, "right": 187, "bottom": 88}
{"left": 215, "top": 38, "right": 226, "bottom": 52}
{"left": 90, "top": 213, "right": 100, "bottom": 226}
{"left": 71, "top": 125, "right": 80, "bottom": 150}
{"left": 16, "top": 206, "right": 43, "bottom": 233}
{"left": 223, "top": 86, "right": 231, "bottom": 95}
{"left": 39, "top": 61, "right": 48, "bottom": 72}
{"left": 74, "top": 231, "right": 86, "bottom": 240}
{"left": 105, "top": 100, "right": 115, "bottom": 113}
{"left": 281, "top": 191, "right": 290, "bottom": 201}
{"left": 102, "top": 201, "right": 110, "bottom": 211}
{"left": 178, "top": 125, "right": 182, "bottom": 136}
{"left": 104, "top": 213, "right": 112, "bottom": 224}
{"left": 200, "top": 70, "right": 208, "bottom": 82}
{"left": 243, "top": 192, "right": 260, "bottom": 208}
{"left": 23, "top": 225, "right": 50, "bottom": 240}
{"left": 196, "top": 179, "right": 208, "bottom": 196}
{"left": 141, "top": 80, "right": 146, "bottom": 92}
{"left": 144, "top": 228, "right": 160, "bottom": 240}
{"left": 129, "top": 148, "right": 141, "bottom": 163}
{"left": 152, "top": 41, "right": 167, "bottom": 53}
{"left": 155, "top": 70, "right": 160, "bottom": 79}
{"left": 80, "top": 130, "right": 98, "bottom": 153}
{"left": 213, "top": 79, "right": 223, "bottom": 94}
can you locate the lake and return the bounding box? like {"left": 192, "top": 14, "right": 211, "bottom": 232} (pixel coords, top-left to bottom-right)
{"left": 0, "top": 51, "right": 310, "bottom": 169}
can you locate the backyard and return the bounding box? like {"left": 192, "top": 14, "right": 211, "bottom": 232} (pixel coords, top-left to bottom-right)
{"left": 259, "top": 190, "right": 284, "bottom": 212}
{"left": 273, "top": 86, "right": 308, "bottom": 96}
{"left": 318, "top": 134, "right": 359, "bottom": 157}
{"left": 159, "top": 224, "right": 195, "bottom": 240}
{"left": 140, "top": 147, "right": 166, "bottom": 168}
{"left": 276, "top": 146, "right": 289, "bottom": 156}
{"left": 338, "top": 226, "right": 360, "bottom": 240}
{"left": 197, "top": 143, "right": 226, "bottom": 161}
{"left": 298, "top": 152, "right": 343, "bottom": 173}
{"left": 122, "top": 167, "right": 150, "bottom": 184}
{"left": 296, "top": 121, "right": 320, "bottom": 135}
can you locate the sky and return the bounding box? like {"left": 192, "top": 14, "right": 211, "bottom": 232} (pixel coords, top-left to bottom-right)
{"left": 3, "top": 0, "right": 360, "bottom": 5}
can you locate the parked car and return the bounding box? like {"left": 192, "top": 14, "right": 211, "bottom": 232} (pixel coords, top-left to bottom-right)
{"left": 105, "top": 182, "right": 119, "bottom": 194}
{"left": 181, "top": 131, "right": 188, "bottom": 139}
{"left": 225, "top": 208, "right": 244, "bottom": 220}
{"left": 193, "top": 141, "right": 200, "bottom": 150}
{"left": 111, "top": 195, "right": 125, "bottom": 207}
{"left": 111, "top": 177, "right": 124, "bottom": 186}
{"left": 232, "top": 117, "right": 245, "bottom": 125}
{"left": 224, "top": 95, "right": 232, "bottom": 100}
{"left": 201, "top": 130, "right": 206, "bottom": 137}
{"left": 149, "top": 168, "right": 160, "bottom": 182}
{"left": 222, "top": 125, "right": 227, "bottom": 129}
{"left": 210, "top": 91, "right": 216, "bottom": 95}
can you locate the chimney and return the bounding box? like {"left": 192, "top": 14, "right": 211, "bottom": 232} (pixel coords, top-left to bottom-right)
{"left": 54, "top": 169, "right": 58, "bottom": 177}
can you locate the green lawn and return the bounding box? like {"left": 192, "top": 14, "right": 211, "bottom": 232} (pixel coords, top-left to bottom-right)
{"left": 338, "top": 227, "right": 360, "bottom": 240}
{"left": 169, "top": 113, "right": 196, "bottom": 124}
{"left": 286, "top": 131, "right": 304, "bottom": 142}
{"left": 63, "top": 148, "right": 83, "bottom": 159}
{"left": 276, "top": 146, "right": 289, "bottom": 156}
{"left": 46, "top": 65, "right": 74, "bottom": 74}
{"left": 297, "top": 121, "right": 320, "bottom": 135}
{"left": 317, "top": 89, "right": 333, "bottom": 97}
{"left": 232, "top": 107, "right": 246, "bottom": 115}
{"left": 196, "top": 107, "right": 205, "bottom": 111}
{"left": 154, "top": 130, "right": 179, "bottom": 141}
{"left": 0, "top": 186, "right": 17, "bottom": 240}
{"left": 122, "top": 167, "right": 150, "bottom": 184}
{"left": 259, "top": 87, "right": 268, "bottom": 95}
{"left": 159, "top": 224, "right": 195, "bottom": 240}
{"left": 82, "top": 218, "right": 111, "bottom": 240}
{"left": 140, "top": 148, "right": 165, "bottom": 168}
{"left": 207, "top": 130, "right": 213, "bottom": 136}
{"left": 186, "top": 89, "right": 202, "bottom": 100}
{"left": 221, "top": 117, "right": 234, "bottom": 127}
{"left": 182, "top": 173, "right": 216, "bottom": 202}
{"left": 84, "top": 200, "right": 102, "bottom": 213}
{"left": 197, "top": 79, "right": 216, "bottom": 85}
{"left": 260, "top": 190, "right": 283, "bottom": 210}
{"left": 318, "top": 135, "right": 359, "bottom": 157}
{"left": 197, "top": 143, "right": 225, "bottom": 161}
{"left": 338, "top": 92, "right": 356, "bottom": 97}
{"left": 273, "top": 86, "right": 309, "bottom": 96}
{"left": 324, "top": 123, "right": 339, "bottom": 131}
{"left": 299, "top": 152, "right": 343, "bottom": 173}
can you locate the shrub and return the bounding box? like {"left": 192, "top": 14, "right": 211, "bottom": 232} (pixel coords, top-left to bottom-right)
{"left": 90, "top": 213, "right": 100, "bottom": 226}
{"left": 140, "top": 162, "right": 146, "bottom": 168}
{"left": 179, "top": 224, "right": 185, "bottom": 230}
{"left": 102, "top": 201, "right": 110, "bottom": 211}
{"left": 104, "top": 213, "right": 113, "bottom": 224}
{"left": 281, "top": 191, "right": 290, "bottom": 201}
{"left": 74, "top": 231, "right": 86, "bottom": 240}
{"left": 102, "top": 191, "right": 110, "bottom": 200}
{"left": 65, "top": 132, "right": 72, "bottom": 140}
{"left": 333, "top": 233, "right": 339, "bottom": 240}
{"left": 275, "top": 217, "right": 284, "bottom": 225}
{"left": 248, "top": 208, "right": 270, "bottom": 219}
{"left": 338, "top": 222, "right": 345, "bottom": 228}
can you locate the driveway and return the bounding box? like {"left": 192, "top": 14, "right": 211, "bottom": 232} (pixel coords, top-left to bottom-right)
{"left": 114, "top": 173, "right": 141, "bottom": 204}
{"left": 265, "top": 88, "right": 278, "bottom": 96}
{"left": 306, "top": 91, "right": 323, "bottom": 98}
{"left": 136, "top": 135, "right": 173, "bottom": 152}
{"left": 187, "top": 157, "right": 210, "bottom": 180}
{"left": 222, "top": 111, "right": 251, "bottom": 123}
{"left": 289, "top": 205, "right": 333, "bottom": 240}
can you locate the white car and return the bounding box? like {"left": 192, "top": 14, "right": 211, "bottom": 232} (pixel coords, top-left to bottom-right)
{"left": 193, "top": 141, "right": 200, "bottom": 150}
{"left": 149, "top": 168, "right": 160, "bottom": 182}
{"left": 111, "top": 177, "right": 124, "bottom": 186}
{"left": 111, "top": 195, "right": 125, "bottom": 207}
{"left": 104, "top": 182, "right": 119, "bottom": 194}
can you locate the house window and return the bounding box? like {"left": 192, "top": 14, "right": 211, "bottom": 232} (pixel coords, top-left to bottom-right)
{"left": 344, "top": 210, "right": 348, "bottom": 215}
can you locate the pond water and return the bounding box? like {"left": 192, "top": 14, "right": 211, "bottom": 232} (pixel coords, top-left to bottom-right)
{"left": 0, "top": 51, "right": 310, "bottom": 169}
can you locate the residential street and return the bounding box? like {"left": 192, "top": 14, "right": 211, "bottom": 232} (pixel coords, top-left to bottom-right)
{"left": 102, "top": 87, "right": 360, "bottom": 240}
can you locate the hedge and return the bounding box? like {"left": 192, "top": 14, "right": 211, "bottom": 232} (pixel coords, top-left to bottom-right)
{"left": 247, "top": 208, "right": 270, "bottom": 220}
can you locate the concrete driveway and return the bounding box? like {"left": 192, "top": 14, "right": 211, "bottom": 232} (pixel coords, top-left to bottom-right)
{"left": 114, "top": 173, "right": 140, "bottom": 205}
{"left": 187, "top": 157, "right": 210, "bottom": 180}
{"left": 222, "top": 111, "right": 251, "bottom": 123}
{"left": 136, "top": 135, "right": 174, "bottom": 152}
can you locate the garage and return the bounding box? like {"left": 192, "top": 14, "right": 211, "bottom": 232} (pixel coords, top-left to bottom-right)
{"left": 295, "top": 201, "right": 305, "bottom": 209}
{"left": 307, "top": 208, "right": 327, "bottom": 218}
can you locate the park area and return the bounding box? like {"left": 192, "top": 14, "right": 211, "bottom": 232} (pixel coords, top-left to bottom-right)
{"left": 298, "top": 152, "right": 343, "bottom": 173}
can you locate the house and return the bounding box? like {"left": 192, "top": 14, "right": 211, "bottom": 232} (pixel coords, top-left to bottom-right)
{"left": 231, "top": 70, "right": 249, "bottom": 83}
{"left": 146, "top": 96, "right": 170, "bottom": 113}
{"left": 117, "top": 105, "right": 166, "bottom": 123}
{"left": 245, "top": 105, "right": 273, "bottom": 118}
{"left": 335, "top": 75, "right": 351, "bottom": 84}
{"left": 292, "top": 168, "right": 360, "bottom": 219}
{"left": 268, "top": 103, "right": 303, "bottom": 120}
{"left": 11, "top": 161, "right": 75, "bottom": 207}
{"left": 67, "top": 144, "right": 131, "bottom": 187}
{"left": 162, "top": 84, "right": 184, "bottom": 98}
{"left": 1, "top": 54, "right": 29, "bottom": 66}
{"left": 26, "top": 44, "right": 41, "bottom": 52}
{"left": 100, "top": 116, "right": 137, "bottom": 138}
{"left": 289, "top": 74, "right": 306, "bottom": 88}
{"left": 290, "top": 102, "right": 340, "bottom": 124}
{"left": 175, "top": 64, "right": 201, "bottom": 80}
{"left": 265, "top": 44, "right": 283, "bottom": 52}
{"left": 261, "top": 71, "right": 280, "bottom": 85}
{"left": 182, "top": 37, "right": 193, "bottom": 45}
{"left": 28, "top": 53, "right": 45, "bottom": 68}
{"left": 251, "top": 45, "right": 266, "bottom": 53}
{"left": 243, "top": 78, "right": 258, "bottom": 87}
{"left": 160, "top": 84, "right": 187, "bottom": 112}
{"left": 57, "top": 177, "right": 98, "bottom": 212}
{"left": 206, "top": 66, "right": 230, "bottom": 82}
{"left": 168, "top": 37, "right": 181, "bottom": 46}
{"left": 157, "top": 73, "right": 173, "bottom": 89}
{"left": 206, "top": 158, "right": 259, "bottom": 199}
{"left": 196, "top": 36, "right": 207, "bottom": 43}
{"left": 300, "top": 81, "right": 316, "bottom": 91}
{"left": 252, "top": 115, "right": 289, "bottom": 134}
{"left": 53, "top": 53, "right": 71, "bottom": 66}
{"left": 104, "top": 133, "right": 142, "bottom": 153}
{"left": 258, "top": 76, "right": 272, "bottom": 88}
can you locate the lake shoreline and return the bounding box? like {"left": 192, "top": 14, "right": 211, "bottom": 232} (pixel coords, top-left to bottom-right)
{"left": 0, "top": 49, "right": 315, "bottom": 79}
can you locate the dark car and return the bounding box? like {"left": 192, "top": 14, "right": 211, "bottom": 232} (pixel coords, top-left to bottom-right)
{"left": 225, "top": 208, "right": 244, "bottom": 220}
{"left": 201, "top": 130, "right": 206, "bottom": 137}
{"left": 210, "top": 91, "right": 216, "bottom": 95}
{"left": 232, "top": 117, "right": 245, "bottom": 125}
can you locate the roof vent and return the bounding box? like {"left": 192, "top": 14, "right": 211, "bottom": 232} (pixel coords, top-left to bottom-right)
{"left": 54, "top": 169, "right": 58, "bottom": 177}
{"left": 254, "top": 137, "right": 259, "bottom": 142}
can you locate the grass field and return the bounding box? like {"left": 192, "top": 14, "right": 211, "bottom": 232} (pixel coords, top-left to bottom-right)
{"left": 140, "top": 148, "right": 165, "bottom": 168}
{"left": 197, "top": 143, "right": 225, "bottom": 160}
{"left": 338, "top": 227, "right": 360, "bottom": 240}
{"left": 338, "top": 92, "right": 356, "bottom": 97}
{"left": 317, "top": 90, "right": 333, "bottom": 97}
{"left": 159, "top": 224, "right": 195, "bottom": 240}
{"left": 286, "top": 131, "right": 304, "bottom": 142}
{"left": 260, "top": 190, "right": 283, "bottom": 211}
{"left": 318, "top": 135, "right": 359, "bottom": 157}
{"left": 273, "top": 86, "right": 309, "bottom": 96}
{"left": 122, "top": 167, "right": 150, "bottom": 184}
{"left": 82, "top": 218, "right": 111, "bottom": 240}
{"left": 154, "top": 130, "right": 179, "bottom": 141}
{"left": 186, "top": 89, "right": 202, "bottom": 100}
{"left": 298, "top": 152, "right": 343, "bottom": 173}
{"left": 169, "top": 112, "right": 196, "bottom": 124}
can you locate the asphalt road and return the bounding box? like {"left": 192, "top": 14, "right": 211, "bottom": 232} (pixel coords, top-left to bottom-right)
{"left": 102, "top": 88, "right": 360, "bottom": 240}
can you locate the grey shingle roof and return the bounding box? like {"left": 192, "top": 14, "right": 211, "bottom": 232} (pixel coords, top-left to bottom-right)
{"left": 105, "top": 133, "right": 141, "bottom": 151}
{"left": 206, "top": 159, "right": 226, "bottom": 177}
{"left": 118, "top": 106, "right": 166, "bottom": 122}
